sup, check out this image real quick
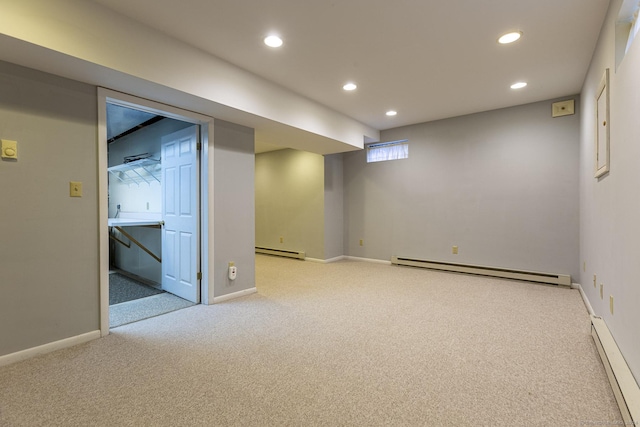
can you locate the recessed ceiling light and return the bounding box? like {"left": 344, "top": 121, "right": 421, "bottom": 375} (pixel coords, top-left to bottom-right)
{"left": 264, "top": 35, "right": 283, "bottom": 48}
{"left": 498, "top": 31, "right": 522, "bottom": 44}
{"left": 343, "top": 83, "right": 357, "bottom": 91}
{"left": 386, "top": 110, "right": 397, "bottom": 116}
{"left": 510, "top": 82, "right": 527, "bottom": 89}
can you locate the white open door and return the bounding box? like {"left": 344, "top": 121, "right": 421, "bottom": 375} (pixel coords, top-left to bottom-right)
{"left": 161, "top": 125, "right": 200, "bottom": 303}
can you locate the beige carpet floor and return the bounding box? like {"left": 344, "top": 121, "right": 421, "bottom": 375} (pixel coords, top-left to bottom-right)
{"left": 0, "top": 255, "right": 622, "bottom": 426}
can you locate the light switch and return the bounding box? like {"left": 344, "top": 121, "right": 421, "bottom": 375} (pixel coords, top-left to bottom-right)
{"left": 70, "top": 181, "right": 83, "bottom": 197}
{"left": 1, "top": 139, "right": 18, "bottom": 159}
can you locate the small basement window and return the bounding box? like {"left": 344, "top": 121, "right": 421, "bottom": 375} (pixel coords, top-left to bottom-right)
{"left": 366, "top": 139, "right": 409, "bottom": 163}
{"left": 616, "top": 0, "right": 640, "bottom": 68}
{"left": 626, "top": 3, "right": 640, "bottom": 53}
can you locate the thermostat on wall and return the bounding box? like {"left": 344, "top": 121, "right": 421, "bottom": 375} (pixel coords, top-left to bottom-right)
{"left": 1, "top": 139, "right": 18, "bottom": 159}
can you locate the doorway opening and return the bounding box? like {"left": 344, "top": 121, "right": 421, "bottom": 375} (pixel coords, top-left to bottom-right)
{"left": 98, "top": 89, "right": 212, "bottom": 334}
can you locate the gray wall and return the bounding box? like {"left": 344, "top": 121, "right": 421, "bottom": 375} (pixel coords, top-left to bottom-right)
{"left": 324, "top": 154, "right": 344, "bottom": 260}
{"left": 579, "top": 0, "right": 640, "bottom": 383}
{"left": 214, "top": 119, "right": 255, "bottom": 298}
{"left": 0, "top": 61, "right": 99, "bottom": 356}
{"left": 344, "top": 98, "right": 580, "bottom": 279}
{"left": 255, "top": 149, "right": 325, "bottom": 259}
{"left": 0, "top": 61, "right": 260, "bottom": 355}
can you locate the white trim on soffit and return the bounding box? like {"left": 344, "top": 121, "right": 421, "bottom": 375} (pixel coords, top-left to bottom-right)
{"left": 98, "top": 87, "right": 214, "bottom": 337}
{"left": 0, "top": 331, "right": 101, "bottom": 368}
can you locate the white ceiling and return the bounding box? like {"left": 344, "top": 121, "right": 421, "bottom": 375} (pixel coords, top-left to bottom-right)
{"left": 92, "top": 0, "right": 609, "bottom": 142}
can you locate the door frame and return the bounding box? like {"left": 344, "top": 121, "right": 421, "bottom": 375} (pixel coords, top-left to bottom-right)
{"left": 98, "top": 88, "right": 214, "bottom": 336}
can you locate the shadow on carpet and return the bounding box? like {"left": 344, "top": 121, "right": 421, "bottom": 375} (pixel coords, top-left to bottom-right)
{"left": 109, "top": 273, "right": 164, "bottom": 305}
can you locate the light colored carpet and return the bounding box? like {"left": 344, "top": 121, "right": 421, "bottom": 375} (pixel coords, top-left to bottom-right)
{"left": 109, "top": 293, "right": 196, "bottom": 328}
{"left": 0, "top": 255, "right": 622, "bottom": 426}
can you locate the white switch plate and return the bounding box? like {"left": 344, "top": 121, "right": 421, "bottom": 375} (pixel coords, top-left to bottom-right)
{"left": 1, "top": 139, "right": 18, "bottom": 159}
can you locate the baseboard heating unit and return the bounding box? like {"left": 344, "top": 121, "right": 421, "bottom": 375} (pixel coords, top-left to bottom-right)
{"left": 391, "top": 256, "right": 571, "bottom": 287}
{"left": 591, "top": 316, "right": 640, "bottom": 425}
{"left": 255, "top": 247, "right": 305, "bottom": 260}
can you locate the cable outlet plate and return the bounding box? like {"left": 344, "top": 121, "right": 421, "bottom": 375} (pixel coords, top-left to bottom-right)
{"left": 70, "top": 181, "right": 83, "bottom": 197}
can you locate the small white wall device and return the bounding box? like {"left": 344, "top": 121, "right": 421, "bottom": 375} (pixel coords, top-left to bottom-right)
{"left": 228, "top": 265, "right": 237, "bottom": 280}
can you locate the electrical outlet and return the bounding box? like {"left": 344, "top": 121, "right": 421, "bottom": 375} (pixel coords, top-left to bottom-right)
{"left": 610, "top": 295, "right": 614, "bottom": 315}
{"left": 600, "top": 283, "right": 604, "bottom": 299}
{"left": 452, "top": 246, "right": 458, "bottom": 255}
{"left": 593, "top": 274, "right": 597, "bottom": 288}
{"left": 359, "top": 239, "right": 363, "bottom": 246}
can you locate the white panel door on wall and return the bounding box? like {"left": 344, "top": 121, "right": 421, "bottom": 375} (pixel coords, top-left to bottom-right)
{"left": 161, "top": 125, "right": 200, "bottom": 303}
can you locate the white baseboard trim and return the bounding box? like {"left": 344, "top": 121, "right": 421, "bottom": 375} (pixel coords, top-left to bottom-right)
{"left": 0, "top": 330, "right": 101, "bottom": 368}
{"left": 591, "top": 316, "right": 640, "bottom": 425}
{"left": 307, "top": 256, "right": 390, "bottom": 265}
{"left": 212, "top": 287, "right": 257, "bottom": 303}
{"left": 343, "top": 256, "right": 392, "bottom": 265}
{"left": 574, "top": 283, "right": 595, "bottom": 316}
{"left": 306, "top": 256, "right": 346, "bottom": 264}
